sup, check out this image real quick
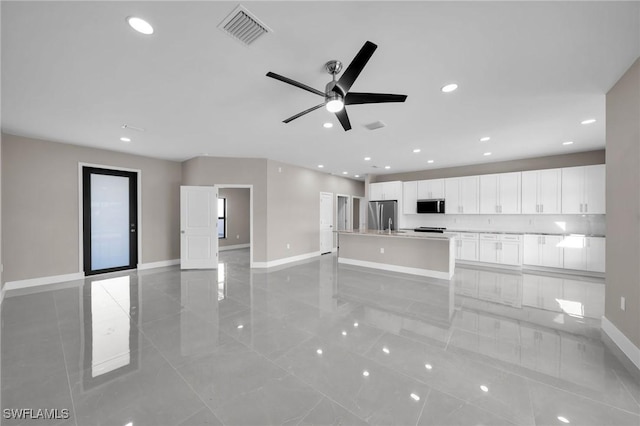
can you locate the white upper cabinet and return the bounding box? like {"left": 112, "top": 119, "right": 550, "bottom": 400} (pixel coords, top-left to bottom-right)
{"left": 522, "top": 169, "right": 562, "bottom": 214}
{"left": 446, "top": 176, "right": 479, "bottom": 214}
{"left": 417, "top": 179, "right": 445, "bottom": 199}
{"left": 479, "top": 172, "right": 521, "bottom": 214}
{"left": 370, "top": 181, "right": 402, "bottom": 201}
{"left": 402, "top": 181, "right": 418, "bottom": 214}
{"left": 561, "top": 165, "right": 605, "bottom": 214}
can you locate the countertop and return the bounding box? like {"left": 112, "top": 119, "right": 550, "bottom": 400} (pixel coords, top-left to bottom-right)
{"left": 336, "top": 229, "right": 454, "bottom": 240}
{"left": 439, "top": 229, "right": 605, "bottom": 238}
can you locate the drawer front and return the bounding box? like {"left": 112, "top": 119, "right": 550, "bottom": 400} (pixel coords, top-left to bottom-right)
{"left": 500, "top": 234, "right": 522, "bottom": 242}
{"left": 480, "top": 233, "right": 499, "bottom": 241}
{"left": 461, "top": 233, "right": 479, "bottom": 240}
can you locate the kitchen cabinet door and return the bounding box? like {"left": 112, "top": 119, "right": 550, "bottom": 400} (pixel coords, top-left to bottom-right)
{"left": 523, "top": 235, "right": 541, "bottom": 265}
{"left": 500, "top": 240, "right": 523, "bottom": 266}
{"left": 445, "top": 178, "right": 461, "bottom": 213}
{"left": 584, "top": 165, "right": 605, "bottom": 214}
{"left": 586, "top": 237, "right": 605, "bottom": 272}
{"left": 499, "top": 172, "right": 521, "bottom": 214}
{"left": 383, "top": 181, "right": 402, "bottom": 201}
{"left": 459, "top": 176, "right": 479, "bottom": 214}
{"left": 417, "top": 179, "right": 445, "bottom": 199}
{"left": 369, "top": 183, "right": 384, "bottom": 200}
{"left": 480, "top": 175, "right": 499, "bottom": 214}
{"left": 563, "top": 241, "right": 587, "bottom": 271}
{"left": 479, "top": 239, "right": 499, "bottom": 263}
{"left": 561, "top": 167, "right": 584, "bottom": 214}
{"left": 537, "top": 169, "right": 562, "bottom": 214}
{"left": 402, "top": 181, "right": 418, "bottom": 214}
{"left": 459, "top": 233, "right": 479, "bottom": 261}
{"left": 540, "top": 235, "right": 564, "bottom": 268}
{"left": 521, "top": 171, "right": 539, "bottom": 214}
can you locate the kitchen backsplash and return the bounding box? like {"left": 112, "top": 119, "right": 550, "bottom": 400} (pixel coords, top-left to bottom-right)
{"left": 399, "top": 214, "right": 606, "bottom": 236}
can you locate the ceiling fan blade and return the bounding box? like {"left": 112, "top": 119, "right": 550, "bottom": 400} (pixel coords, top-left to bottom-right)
{"left": 345, "top": 92, "right": 407, "bottom": 105}
{"left": 335, "top": 41, "right": 377, "bottom": 96}
{"left": 266, "top": 72, "right": 325, "bottom": 97}
{"left": 335, "top": 108, "right": 352, "bottom": 131}
{"left": 283, "top": 103, "right": 325, "bottom": 123}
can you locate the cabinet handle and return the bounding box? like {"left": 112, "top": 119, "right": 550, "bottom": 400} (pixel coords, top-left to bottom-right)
{"left": 541, "top": 204, "right": 544, "bottom": 213}
{"left": 496, "top": 205, "right": 499, "bottom": 213}
{"left": 580, "top": 203, "right": 583, "bottom": 212}
{"left": 536, "top": 204, "right": 539, "bottom": 213}
{"left": 585, "top": 203, "right": 588, "bottom": 213}
{"left": 500, "top": 205, "right": 502, "bottom": 213}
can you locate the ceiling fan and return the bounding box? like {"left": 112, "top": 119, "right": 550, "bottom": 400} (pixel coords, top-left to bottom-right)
{"left": 266, "top": 41, "right": 407, "bottom": 131}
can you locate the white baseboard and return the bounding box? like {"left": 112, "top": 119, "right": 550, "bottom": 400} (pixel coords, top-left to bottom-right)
{"left": 219, "top": 244, "right": 250, "bottom": 252}
{"left": 4, "top": 272, "right": 85, "bottom": 291}
{"left": 252, "top": 251, "right": 321, "bottom": 268}
{"left": 338, "top": 257, "right": 453, "bottom": 280}
{"left": 137, "top": 259, "right": 180, "bottom": 270}
{"left": 602, "top": 316, "right": 640, "bottom": 371}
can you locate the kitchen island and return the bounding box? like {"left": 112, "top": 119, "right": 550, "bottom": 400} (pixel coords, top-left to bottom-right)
{"left": 336, "top": 230, "right": 456, "bottom": 279}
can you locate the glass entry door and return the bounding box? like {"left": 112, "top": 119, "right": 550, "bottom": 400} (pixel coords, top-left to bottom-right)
{"left": 83, "top": 167, "right": 138, "bottom": 275}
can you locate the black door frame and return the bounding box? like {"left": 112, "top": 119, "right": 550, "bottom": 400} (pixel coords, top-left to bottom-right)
{"left": 82, "top": 166, "right": 138, "bottom": 276}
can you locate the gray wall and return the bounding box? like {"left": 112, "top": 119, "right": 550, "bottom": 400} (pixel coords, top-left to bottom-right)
{"left": 605, "top": 57, "right": 640, "bottom": 348}
{"left": 266, "top": 159, "right": 364, "bottom": 260}
{"left": 219, "top": 187, "right": 250, "bottom": 247}
{"left": 181, "top": 156, "right": 268, "bottom": 262}
{"left": 372, "top": 150, "right": 605, "bottom": 183}
{"left": 1, "top": 134, "right": 182, "bottom": 282}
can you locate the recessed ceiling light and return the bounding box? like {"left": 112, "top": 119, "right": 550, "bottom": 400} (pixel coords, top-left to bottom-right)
{"left": 364, "top": 157, "right": 371, "bottom": 161}
{"left": 413, "top": 149, "right": 421, "bottom": 153}
{"left": 342, "top": 171, "right": 348, "bottom": 175}
{"left": 237, "top": 324, "right": 244, "bottom": 329}
{"left": 354, "top": 175, "right": 360, "bottom": 178}
{"left": 425, "top": 363, "right": 433, "bottom": 370}
{"left": 480, "top": 385, "right": 489, "bottom": 392}
{"left": 126, "top": 16, "right": 154, "bottom": 35}
{"left": 427, "top": 160, "right": 434, "bottom": 164}
{"left": 410, "top": 393, "right": 420, "bottom": 401}
{"left": 120, "top": 137, "right": 131, "bottom": 142}
{"left": 384, "top": 165, "right": 391, "bottom": 169}
{"left": 581, "top": 118, "right": 596, "bottom": 125}
{"left": 382, "top": 347, "right": 390, "bottom": 354}
{"left": 318, "top": 165, "right": 324, "bottom": 168}
{"left": 480, "top": 136, "right": 491, "bottom": 142}
{"left": 557, "top": 416, "right": 570, "bottom": 424}
{"left": 441, "top": 83, "right": 458, "bottom": 93}
{"left": 362, "top": 370, "right": 370, "bottom": 377}
{"left": 483, "top": 152, "right": 492, "bottom": 156}
{"left": 323, "top": 122, "right": 333, "bottom": 129}
{"left": 316, "top": 348, "right": 323, "bottom": 355}
{"left": 563, "top": 141, "right": 574, "bottom": 145}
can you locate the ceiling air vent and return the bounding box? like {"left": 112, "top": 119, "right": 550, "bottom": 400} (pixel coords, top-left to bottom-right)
{"left": 218, "top": 5, "right": 271, "bottom": 46}
{"left": 365, "top": 121, "right": 386, "bottom": 131}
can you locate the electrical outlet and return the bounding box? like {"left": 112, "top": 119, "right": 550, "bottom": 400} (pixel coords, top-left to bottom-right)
{"left": 286, "top": 243, "right": 290, "bottom": 249}
{"left": 621, "top": 297, "right": 626, "bottom": 311}
{"left": 236, "top": 234, "right": 240, "bottom": 239}
{"left": 380, "top": 248, "right": 384, "bottom": 254}
{"left": 278, "top": 167, "right": 282, "bottom": 173}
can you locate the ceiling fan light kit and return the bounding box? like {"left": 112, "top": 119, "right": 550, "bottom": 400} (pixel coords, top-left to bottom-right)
{"left": 266, "top": 41, "right": 407, "bottom": 131}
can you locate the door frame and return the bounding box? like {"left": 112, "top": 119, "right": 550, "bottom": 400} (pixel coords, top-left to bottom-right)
{"left": 216, "top": 184, "right": 254, "bottom": 268}
{"left": 78, "top": 163, "right": 142, "bottom": 274}
{"left": 335, "top": 193, "right": 351, "bottom": 231}
{"left": 352, "top": 196, "right": 365, "bottom": 230}
{"left": 320, "top": 191, "right": 334, "bottom": 253}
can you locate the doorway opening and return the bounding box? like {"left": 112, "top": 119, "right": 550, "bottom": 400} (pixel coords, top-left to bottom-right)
{"left": 320, "top": 192, "right": 334, "bottom": 254}
{"left": 336, "top": 194, "right": 351, "bottom": 231}
{"left": 82, "top": 166, "right": 139, "bottom": 276}
{"left": 217, "top": 185, "right": 254, "bottom": 266}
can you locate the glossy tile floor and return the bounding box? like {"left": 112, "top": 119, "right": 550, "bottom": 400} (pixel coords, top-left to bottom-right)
{"left": 2, "top": 248, "right": 639, "bottom": 426}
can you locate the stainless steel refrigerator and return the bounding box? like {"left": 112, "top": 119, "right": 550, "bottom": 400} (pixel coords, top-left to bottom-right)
{"left": 368, "top": 200, "right": 398, "bottom": 231}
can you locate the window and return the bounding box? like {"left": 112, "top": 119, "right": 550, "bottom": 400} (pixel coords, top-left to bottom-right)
{"left": 218, "top": 197, "right": 226, "bottom": 238}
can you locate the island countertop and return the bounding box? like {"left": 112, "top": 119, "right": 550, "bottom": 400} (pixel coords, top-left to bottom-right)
{"left": 335, "top": 229, "right": 455, "bottom": 240}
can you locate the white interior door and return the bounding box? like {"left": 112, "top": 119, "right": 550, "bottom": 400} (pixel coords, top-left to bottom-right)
{"left": 181, "top": 186, "right": 218, "bottom": 269}
{"left": 320, "top": 192, "right": 334, "bottom": 254}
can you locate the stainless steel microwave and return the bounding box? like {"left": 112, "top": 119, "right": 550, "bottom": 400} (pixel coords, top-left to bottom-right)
{"left": 417, "top": 199, "right": 445, "bottom": 214}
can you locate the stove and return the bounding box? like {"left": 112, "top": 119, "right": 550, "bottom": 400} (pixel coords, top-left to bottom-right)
{"left": 413, "top": 227, "right": 447, "bottom": 233}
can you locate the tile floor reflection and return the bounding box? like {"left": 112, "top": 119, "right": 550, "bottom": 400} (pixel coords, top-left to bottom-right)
{"left": 2, "top": 249, "right": 639, "bottom": 425}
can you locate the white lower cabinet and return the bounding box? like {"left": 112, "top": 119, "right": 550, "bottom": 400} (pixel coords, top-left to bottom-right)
{"left": 523, "top": 235, "right": 564, "bottom": 268}
{"left": 451, "top": 233, "right": 479, "bottom": 261}
{"left": 479, "top": 234, "right": 522, "bottom": 266}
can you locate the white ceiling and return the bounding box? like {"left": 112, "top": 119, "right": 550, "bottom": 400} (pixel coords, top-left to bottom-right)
{"left": 2, "top": 1, "right": 639, "bottom": 179}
